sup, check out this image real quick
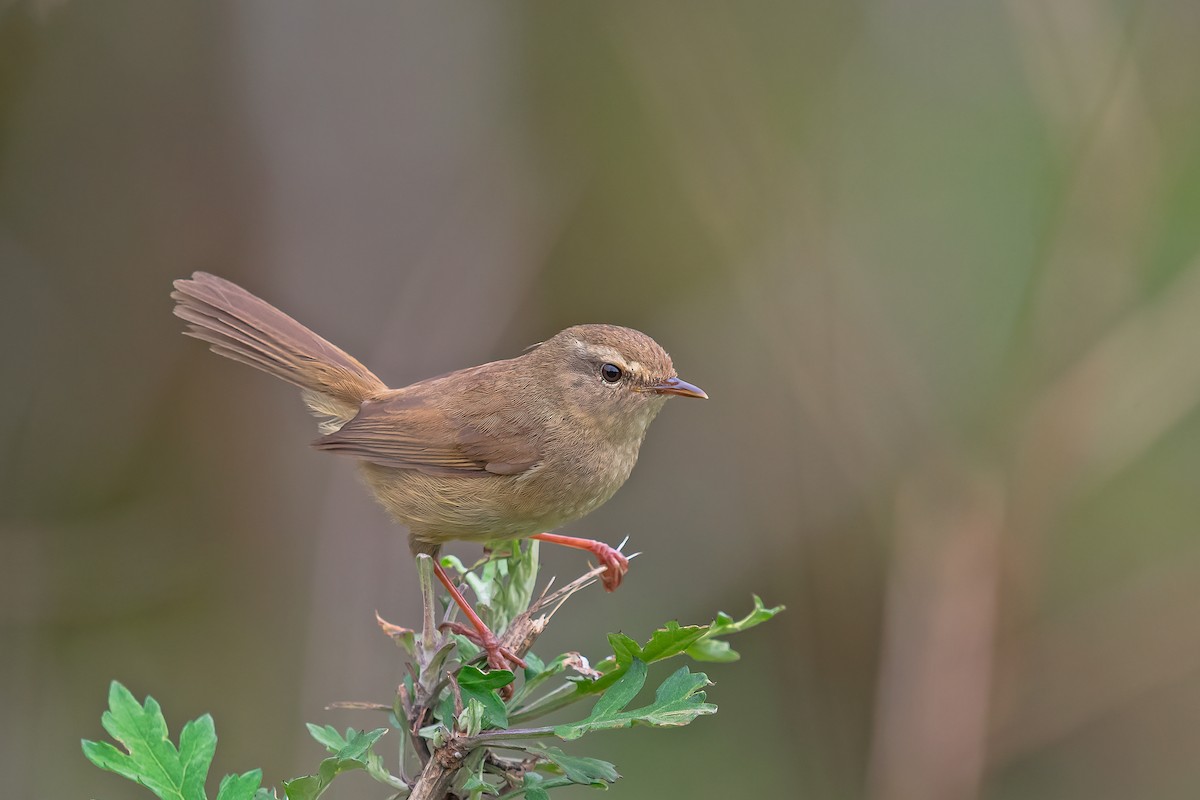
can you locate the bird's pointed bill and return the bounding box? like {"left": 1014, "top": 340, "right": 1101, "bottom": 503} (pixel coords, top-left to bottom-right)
{"left": 648, "top": 377, "right": 708, "bottom": 399}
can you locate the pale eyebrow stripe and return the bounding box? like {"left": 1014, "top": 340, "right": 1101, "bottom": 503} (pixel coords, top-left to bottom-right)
{"left": 571, "top": 341, "right": 649, "bottom": 376}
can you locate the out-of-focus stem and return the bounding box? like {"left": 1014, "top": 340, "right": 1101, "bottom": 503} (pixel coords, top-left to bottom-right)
{"left": 416, "top": 554, "right": 439, "bottom": 659}
{"left": 866, "top": 460, "right": 1004, "bottom": 800}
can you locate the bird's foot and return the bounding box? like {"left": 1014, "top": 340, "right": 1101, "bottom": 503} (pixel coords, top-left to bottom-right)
{"left": 590, "top": 541, "right": 630, "bottom": 592}
{"left": 440, "top": 621, "right": 528, "bottom": 673}
{"left": 530, "top": 532, "right": 631, "bottom": 591}
{"left": 432, "top": 562, "right": 525, "bottom": 699}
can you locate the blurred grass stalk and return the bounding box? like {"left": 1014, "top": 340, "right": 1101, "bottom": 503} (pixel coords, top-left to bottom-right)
{"left": 607, "top": 1, "right": 1200, "bottom": 798}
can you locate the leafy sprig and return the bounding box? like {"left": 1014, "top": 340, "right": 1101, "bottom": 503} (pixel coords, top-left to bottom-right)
{"left": 84, "top": 541, "right": 781, "bottom": 799}
{"left": 82, "top": 682, "right": 264, "bottom": 800}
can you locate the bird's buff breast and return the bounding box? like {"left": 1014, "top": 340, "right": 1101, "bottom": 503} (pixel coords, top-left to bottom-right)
{"left": 358, "top": 454, "right": 634, "bottom": 548}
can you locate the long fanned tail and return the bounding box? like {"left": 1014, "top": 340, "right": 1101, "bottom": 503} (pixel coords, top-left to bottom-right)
{"left": 172, "top": 272, "right": 388, "bottom": 430}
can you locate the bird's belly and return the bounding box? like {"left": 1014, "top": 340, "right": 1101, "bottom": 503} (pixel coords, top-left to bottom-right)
{"left": 357, "top": 461, "right": 629, "bottom": 547}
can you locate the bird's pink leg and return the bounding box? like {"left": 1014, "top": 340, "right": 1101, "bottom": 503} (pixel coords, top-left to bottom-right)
{"left": 530, "top": 532, "right": 630, "bottom": 591}
{"left": 433, "top": 562, "right": 527, "bottom": 672}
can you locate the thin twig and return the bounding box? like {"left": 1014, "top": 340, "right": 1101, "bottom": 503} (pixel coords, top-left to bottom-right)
{"left": 325, "top": 701, "right": 391, "bottom": 711}
{"left": 460, "top": 726, "right": 557, "bottom": 748}
{"left": 528, "top": 564, "right": 605, "bottom": 616}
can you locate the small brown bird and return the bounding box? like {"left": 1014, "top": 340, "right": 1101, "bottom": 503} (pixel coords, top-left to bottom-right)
{"left": 172, "top": 272, "right": 706, "bottom": 671}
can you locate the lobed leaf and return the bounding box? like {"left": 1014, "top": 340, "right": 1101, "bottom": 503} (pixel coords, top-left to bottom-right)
{"left": 708, "top": 594, "right": 784, "bottom": 637}
{"left": 215, "top": 771, "right": 265, "bottom": 800}
{"left": 518, "top": 772, "right": 555, "bottom": 800}
{"left": 457, "top": 666, "right": 514, "bottom": 729}
{"left": 530, "top": 746, "right": 619, "bottom": 786}
{"left": 81, "top": 681, "right": 217, "bottom": 800}
{"left": 462, "top": 767, "right": 499, "bottom": 799}
{"left": 282, "top": 727, "right": 387, "bottom": 800}
{"left": 280, "top": 757, "right": 362, "bottom": 800}
{"left": 304, "top": 724, "right": 347, "bottom": 753}
{"left": 578, "top": 596, "right": 783, "bottom": 694}
{"left": 333, "top": 728, "right": 387, "bottom": 760}
{"left": 553, "top": 660, "right": 717, "bottom": 740}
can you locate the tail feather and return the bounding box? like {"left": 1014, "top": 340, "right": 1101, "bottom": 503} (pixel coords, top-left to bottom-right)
{"left": 176, "top": 302, "right": 294, "bottom": 372}
{"left": 172, "top": 272, "right": 388, "bottom": 429}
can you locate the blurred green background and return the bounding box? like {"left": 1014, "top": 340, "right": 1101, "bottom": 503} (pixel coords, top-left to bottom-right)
{"left": 4, "top": 1, "right": 1200, "bottom": 798}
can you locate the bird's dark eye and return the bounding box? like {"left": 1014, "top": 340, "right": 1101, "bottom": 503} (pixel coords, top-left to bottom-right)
{"left": 600, "top": 363, "right": 623, "bottom": 383}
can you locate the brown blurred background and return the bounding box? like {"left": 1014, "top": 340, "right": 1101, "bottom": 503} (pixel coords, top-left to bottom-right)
{"left": 4, "top": 1, "right": 1200, "bottom": 798}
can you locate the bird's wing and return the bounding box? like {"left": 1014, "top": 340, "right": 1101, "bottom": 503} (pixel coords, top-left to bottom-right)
{"left": 311, "top": 389, "right": 542, "bottom": 476}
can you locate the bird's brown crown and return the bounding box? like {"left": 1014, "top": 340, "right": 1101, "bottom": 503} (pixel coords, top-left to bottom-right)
{"left": 533, "top": 323, "right": 676, "bottom": 386}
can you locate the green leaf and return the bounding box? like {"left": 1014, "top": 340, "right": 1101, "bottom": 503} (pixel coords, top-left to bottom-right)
{"left": 452, "top": 540, "right": 539, "bottom": 631}
{"left": 681, "top": 595, "right": 782, "bottom": 664}
{"left": 462, "top": 765, "right": 498, "bottom": 799}
{"left": 581, "top": 623, "right": 706, "bottom": 694}
{"left": 215, "top": 770, "right": 265, "bottom": 800}
{"left": 585, "top": 657, "right": 648, "bottom": 720}
{"left": 281, "top": 728, "right": 387, "bottom": 800}
{"left": 440, "top": 554, "right": 470, "bottom": 575}
{"left": 523, "top": 651, "right": 546, "bottom": 679}
{"left": 492, "top": 539, "right": 539, "bottom": 630}
{"left": 553, "top": 660, "right": 716, "bottom": 740}
{"left": 363, "top": 750, "right": 408, "bottom": 791}
{"left": 460, "top": 546, "right": 508, "bottom": 623}
{"left": 520, "top": 772, "right": 551, "bottom": 800}
{"left": 457, "top": 698, "right": 485, "bottom": 738}
{"left": 457, "top": 666, "right": 513, "bottom": 729}
{"left": 334, "top": 728, "right": 387, "bottom": 760}
{"left": 684, "top": 639, "right": 739, "bottom": 663}
{"left": 512, "top": 771, "right": 576, "bottom": 800}
{"left": 709, "top": 595, "right": 784, "bottom": 637}
{"left": 280, "top": 759, "right": 359, "bottom": 800}
{"left": 417, "top": 723, "right": 451, "bottom": 749}
{"left": 510, "top": 653, "right": 571, "bottom": 708}
{"left": 81, "top": 681, "right": 217, "bottom": 800}
{"left": 432, "top": 690, "right": 457, "bottom": 726}
{"left": 510, "top": 597, "right": 783, "bottom": 726}
{"left": 417, "top": 639, "right": 459, "bottom": 699}
{"left": 458, "top": 666, "right": 516, "bottom": 692}
{"left": 580, "top": 596, "right": 784, "bottom": 694}
{"left": 530, "top": 746, "right": 619, "bottom": 786}
{"left": 304, "top": 724, "right": 347, "bottom": 753}
{"left": 635, "top": 622, "right": 709, "bottom": 661}
{"left": 466, "top": 569, "right": 498, "bottom": 612}
{"left": 450, "top": 632, "right": 482, "bottom": 661}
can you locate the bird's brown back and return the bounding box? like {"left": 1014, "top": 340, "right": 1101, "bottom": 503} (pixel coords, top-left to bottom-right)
{"left": 312, "top": 362, "right": 544, "bottom": 477}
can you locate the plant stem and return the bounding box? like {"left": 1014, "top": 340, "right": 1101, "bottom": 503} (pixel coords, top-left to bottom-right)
{"left": 408, "top": 728, "right": 553, "bottom": 800}
{"left": 507, "top": 684, "right": 580, "bottom": 725}
{"left": 494, "top": 777, "right": 575, "bottom": 800}
{"left": 409, "top": 755, "right": 458, "bottom": 800}
{"left": 416, "top": 554, "right": 438, "bottom": 657}
{"left": 461, "top": 726, "right": 555, "bottom": 748}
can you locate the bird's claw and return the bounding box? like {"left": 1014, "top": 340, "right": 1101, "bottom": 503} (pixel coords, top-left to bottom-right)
{"left": 439, "top": 621, "right": 527, "bottom": 675}
{"left": 591, "top": 541, "right": 630, "bottom": 592}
